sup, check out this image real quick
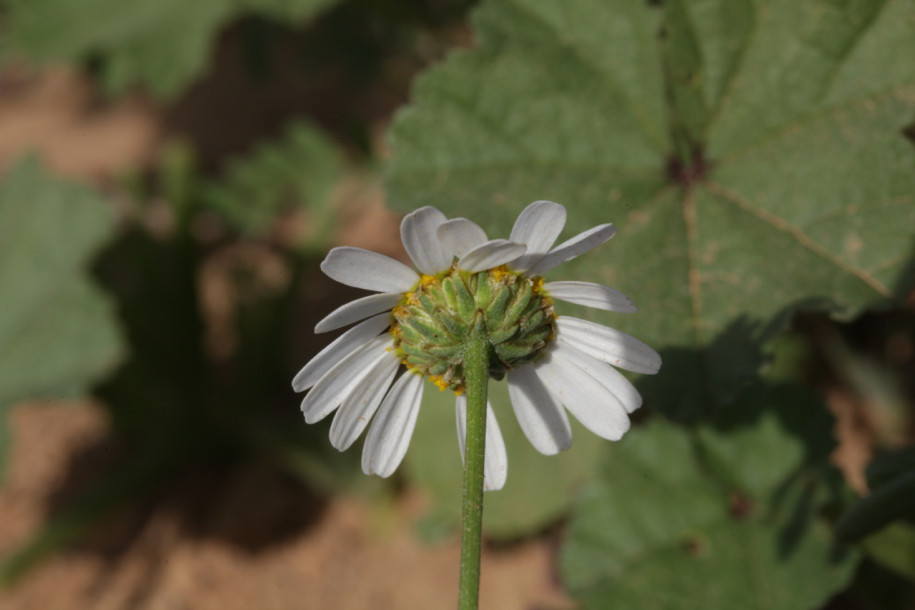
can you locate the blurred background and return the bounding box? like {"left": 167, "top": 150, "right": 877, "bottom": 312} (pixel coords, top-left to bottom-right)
{"left": 0, "top": 1, "right": 914, "bottom": 608}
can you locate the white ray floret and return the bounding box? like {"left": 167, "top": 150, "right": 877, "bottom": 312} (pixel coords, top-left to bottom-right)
{"left": 556, "top": 316, "right": 661, "bottom": 375}
{"left": 362, "top": 372, "right": 425, "bottom": 477}
{"left": 458, "top": 239, "right": 527, "bottom": 273}
{"left": 549, "top": 341, "right": 643, "bottom": 414}
{"left": 301, "top": 334, "right": 393, "bottom": 424}
{"left": 526, "top": 223, "right": 617, "bottom": 276}
{"left": 401, "top": 206, "right": 452, "bottom": 274}
{"left": 321, "top": 246, "right": 419, "bottom": 292}
{"left": 510, "top": 200, "right": 567, "bottom": 254}
{"left": 509, "top": 200, "right": 567, "bottom": 271}
{"left": 533, "top": 347, "right": 631, "bottom": 441}
{"left": 455, "top": 395, "right": 508, "bottom": 491}
{"left": 543, "top": 281, "right": 637, "bottom": 313}
{"left": 293, "top": 312, "right": 391, "bottom": 391}
{"left": 329, "top": 351, "right": 400, "bottom": 451}
{"left": 436, "top": 218, "right": 489, "bottom": 257}
{"left": 506, "top": 364, "right": 572, "bottom": 455}
{"left": 314, "top": 292, "right": 403, "bottom": 333}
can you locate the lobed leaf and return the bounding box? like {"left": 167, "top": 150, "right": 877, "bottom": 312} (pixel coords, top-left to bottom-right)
{"left": 387, "top": 0, "right": 915, "bottom": 419}
{"left": 0, "top": 158, "right": 124, "bottom": 477}
{"left": 861, "top": 522, "right": 915, "bottom": 581}
{"left": 560, "top": 385, "right": 857, "bottom": 609}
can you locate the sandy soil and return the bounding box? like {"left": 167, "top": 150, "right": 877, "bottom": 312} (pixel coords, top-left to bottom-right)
{"left": 0, "top": 66, "right": 160, "bottom": 179}
{"left": 0, "top": 403, "right": 573, "bottom": 610}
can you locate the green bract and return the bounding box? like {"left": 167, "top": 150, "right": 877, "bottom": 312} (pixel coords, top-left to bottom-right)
{"left": 391, "top": 266, "right": 555, "bottom": 391}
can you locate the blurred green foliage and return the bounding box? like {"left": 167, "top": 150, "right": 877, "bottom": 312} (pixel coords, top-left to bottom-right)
{"left": 862, "top": 522, "right": 915, "bottom": 582}
{"left": 0, "top": 0, "right": 913, "bottom": 607}
{"left": 201, "top": 120, "right": 344, "bottom": 245}
{"left": 0, "top": 159, "right": 124, "bottom": 479}
{"left": 0, "top": 125, "right": 362, "bottom": 582}
{"left": 1, "top": 0, "right": 340, "bottom": 97}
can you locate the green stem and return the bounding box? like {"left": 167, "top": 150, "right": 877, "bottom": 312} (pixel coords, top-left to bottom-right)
{"left": 458, "top": 319, "right": 489, "bottom": 610}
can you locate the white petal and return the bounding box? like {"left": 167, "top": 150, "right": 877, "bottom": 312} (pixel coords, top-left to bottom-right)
{"left": 401, "top": 206, "right": 452, "bottom": 275}
{"left": 455, "top": 395, "right": 508, "bottom": 491}
{"left": 314, "top": 293, "right": 400, "bottom": 333}
{"left": 509, "top": 201, "right": 567, "bottom": 271}
{"left": 457, "top": 239, "right": 527, "bottom": 273}
{"left": 556, "top": 316, "right": 661, "bottom": 375}
{"left": 301, "top": 334, "right": 392, "bottom": 424}
{"left": 533, "top": 348, "right": 631, "bottom": 441}
{"left": 321, "top": 246, "right": 419, "bottom": 292}
{"left": 436, "top": 218, "right": 488, "bottom": 258}
{"left": 362, "top": 372, "right": 425, "bottom": 477}
{"left": 526, "top": 224, "right": 616, "bottom": 276}
{"left": 551, "top": 341, "right": 643, "bottom": 414}
{"left": 506, "top": 365, "right": 572, "bottom": 455}
{"left": 293, "top": 313, "right": 391, "bottom": 391}
{"left": 510, "top": 201, "right": 567, "bottom": 253}
{"left": 328, "top": 351, "right": 400, "bottom": 450}
{"left": 543, "top": 281, "right": 637, "bottom": 313}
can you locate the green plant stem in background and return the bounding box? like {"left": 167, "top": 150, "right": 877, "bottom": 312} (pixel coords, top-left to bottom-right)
{"left": 458, "top": 320, "right": 489, "bottom": 610}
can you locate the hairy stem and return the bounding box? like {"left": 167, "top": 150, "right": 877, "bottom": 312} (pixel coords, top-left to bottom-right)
{"left": 458, "top": 319, "right": 489, "bottom": 610}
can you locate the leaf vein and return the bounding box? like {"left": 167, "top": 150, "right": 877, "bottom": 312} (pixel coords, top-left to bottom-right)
{"left": 798, "top": 193, "right": 913, "bottom": 230}
{"left": 394, "top": 161, "right": 664, "bottom": 176}
{"left": 717, "top": 81, "right": 915, "bottom": 165}
{"left": 700, "top": 0, "right": 764, "bottom": 142}
{"left": 816, "top": 1, "right": 888, "bottom": 103}
{"left": 867, "top": 253, "right": 911, "bottom": 275}
{"left": 706, "top": 181, "right": 892, "bottom": 298}
{"left": 682, "top": 188, "right": 706, "bottom": 348}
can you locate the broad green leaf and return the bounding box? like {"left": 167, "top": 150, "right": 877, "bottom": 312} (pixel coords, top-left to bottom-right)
{"left": 694, "top": 384, "right": 837, "bottom": 498}
{"left": 203, "top": 120, "right": 343, "bottom": 246}
{"left": 0, "top": 158, "right": 124, "bottom": 475}
{"left": 838, "top": 471, "right": 915, "bottom": 541}
{"left": 837, "top": 447, "right": 915, "bottom": 542}
{"left": 387, "top": 0, "right": 915, "bottom": 418}
{"left": 242, "top": 0, "right": 339, "bottom": 21}
{"left": 560, "top": 386, "right": 857, "bottom": 609}
{"left": 405, "top": 378, "right": 605, "bottom": 539}
{"left": 3, "top": 0, "right": 339, "bottom": 98}
{"left": 865, "top": 446, "right": 915, "bottom": 489}
{"left": 862, "top": 522, "right": 915, "bottom": 581}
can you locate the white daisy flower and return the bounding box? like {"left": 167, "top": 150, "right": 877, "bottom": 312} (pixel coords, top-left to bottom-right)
{"left": 292, "top": 201, "right": 661, "bottom": 491}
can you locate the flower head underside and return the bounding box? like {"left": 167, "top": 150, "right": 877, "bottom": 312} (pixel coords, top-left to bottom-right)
{"left": 391, "top": 264, "right": 555, "bottom": 392}
{"left": 291, "top": 201, "right": 662, "bottom": 491}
